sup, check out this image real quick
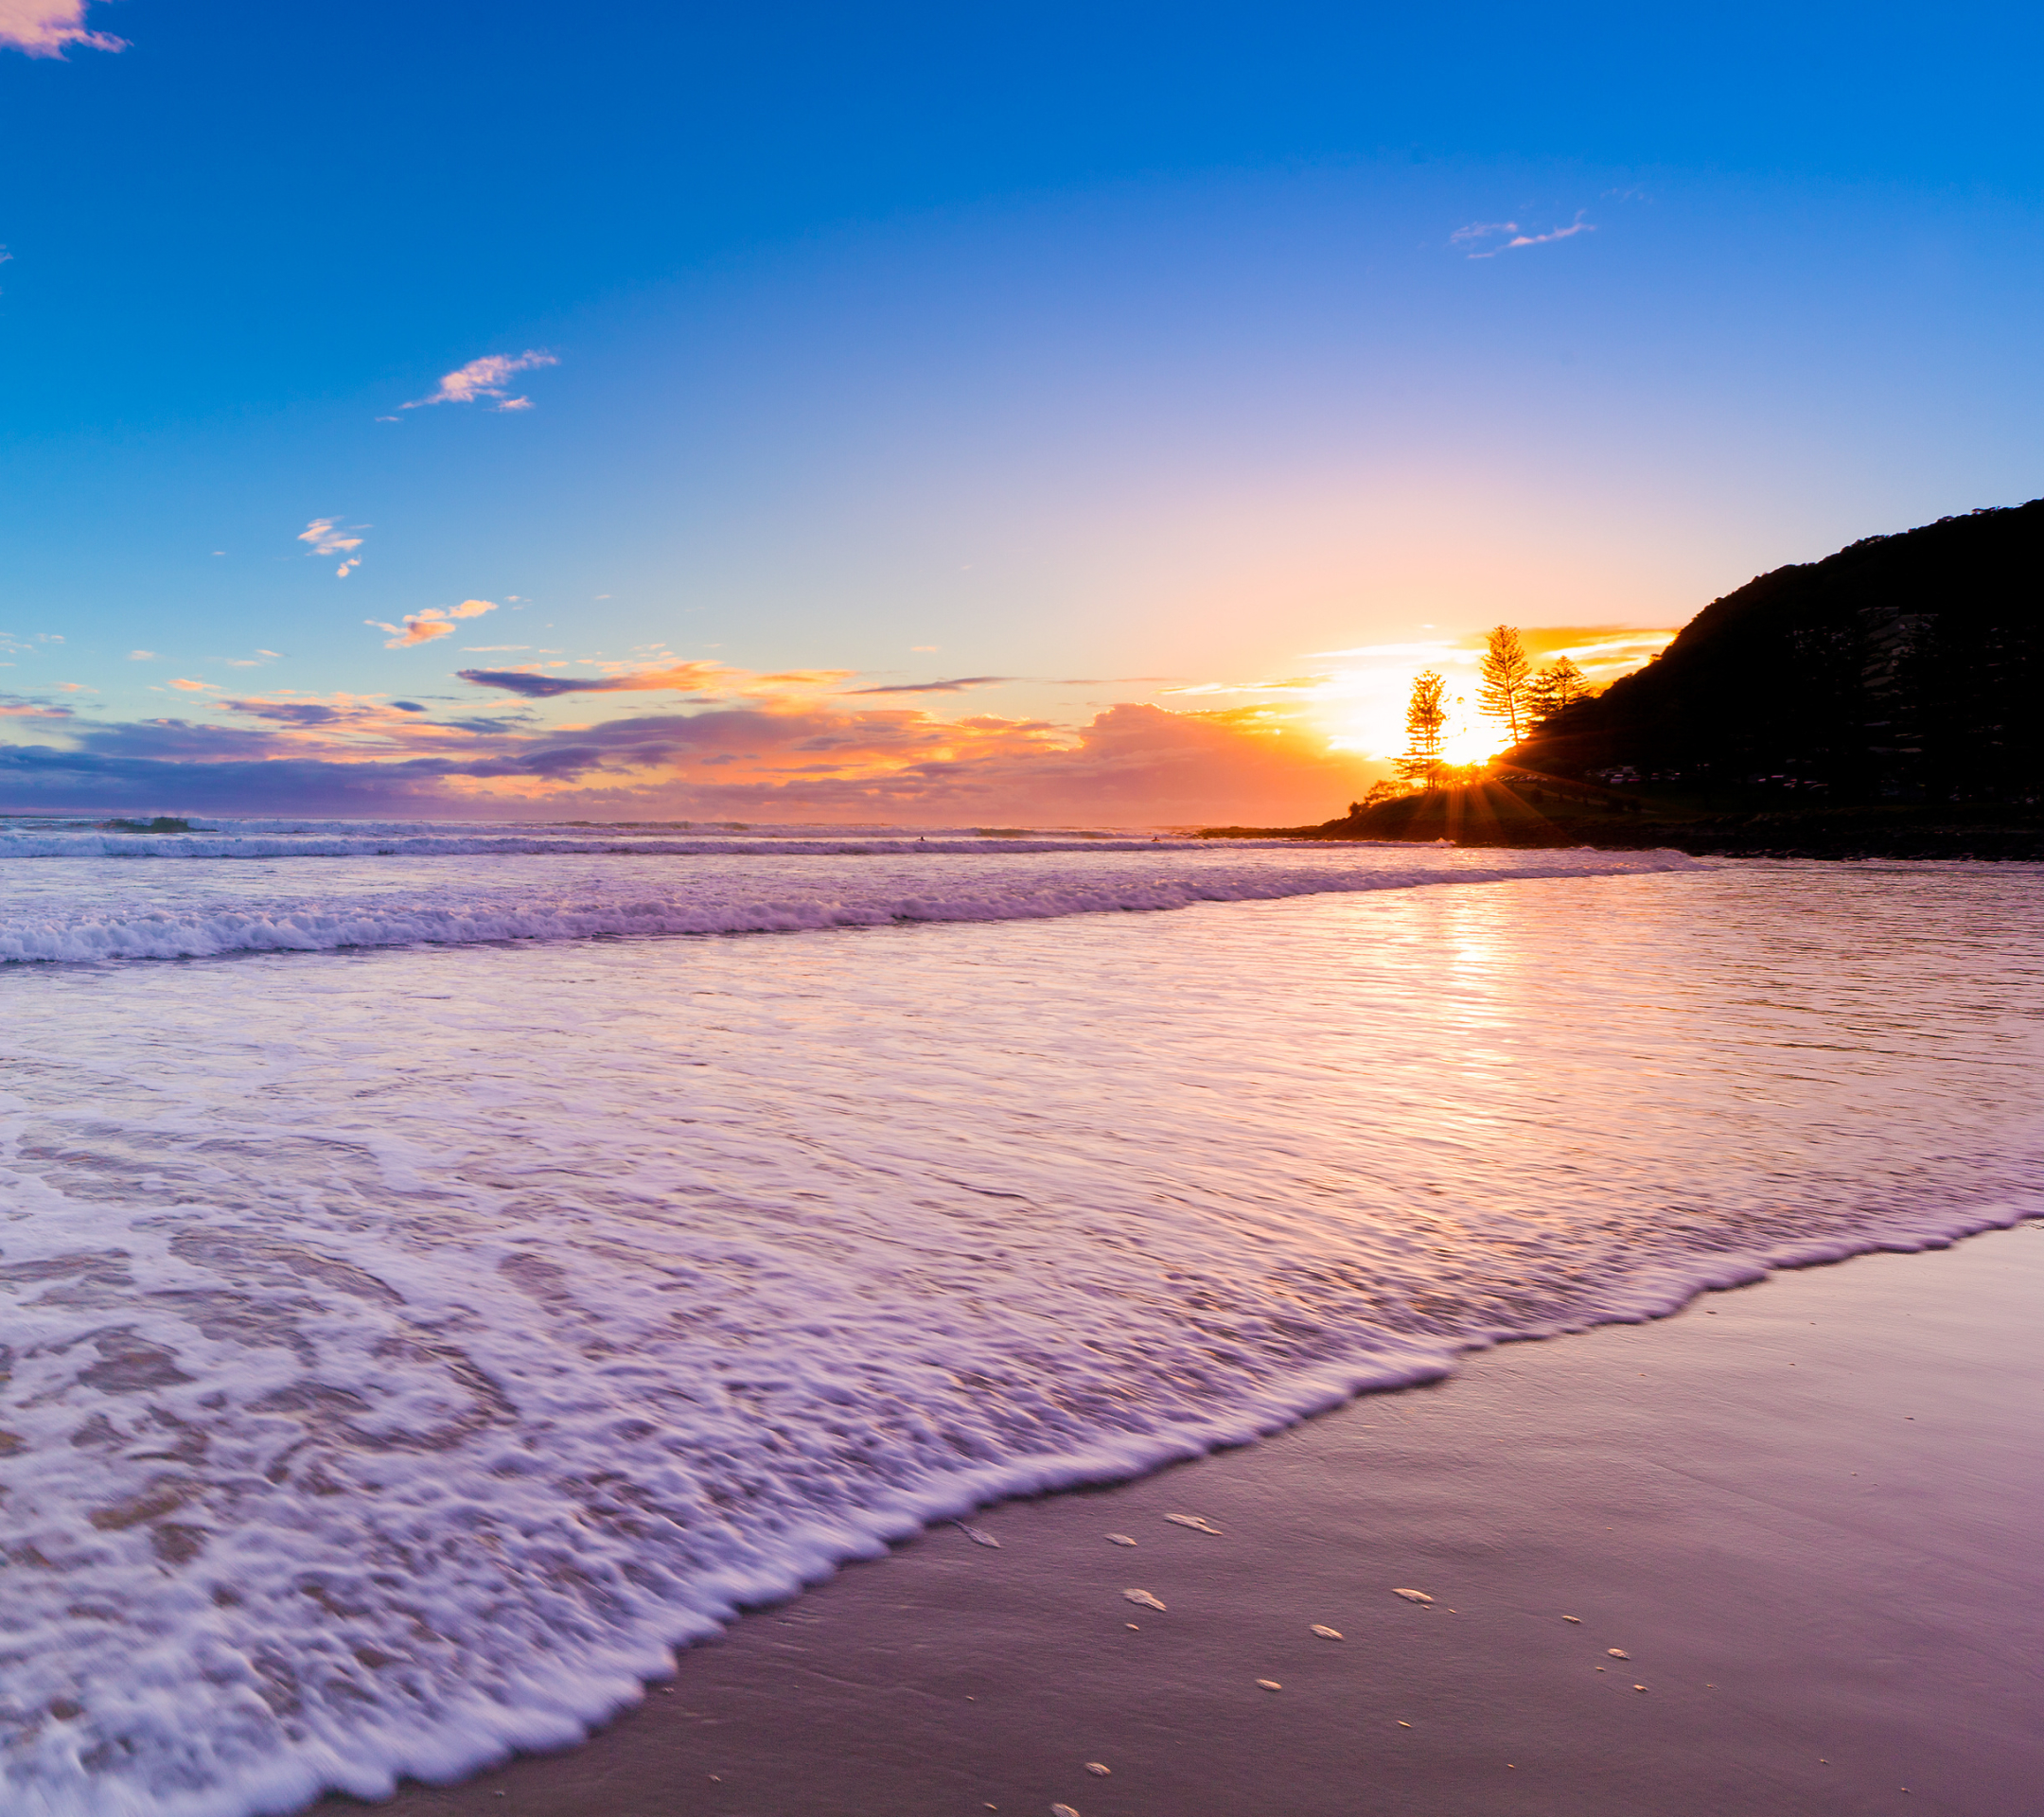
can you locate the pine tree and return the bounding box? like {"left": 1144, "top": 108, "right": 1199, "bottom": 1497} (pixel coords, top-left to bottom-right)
{"left": 1477, "top": 625, "right": 1535, "bottom": 743}
{"left": 1395, "top": 669, "right": 1449, "bottom": 787}
{"left": 1527, "top": 656, "right": 1594, "bottom": 725}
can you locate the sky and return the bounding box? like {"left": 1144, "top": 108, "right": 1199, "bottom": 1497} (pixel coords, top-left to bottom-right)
{"left": 2, "top": 0, "right": 2040, "bottom": 824}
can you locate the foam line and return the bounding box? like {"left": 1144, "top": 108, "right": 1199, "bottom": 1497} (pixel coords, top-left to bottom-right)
{"left": 0, "top": 851, "right": 1697, "bottom": 964}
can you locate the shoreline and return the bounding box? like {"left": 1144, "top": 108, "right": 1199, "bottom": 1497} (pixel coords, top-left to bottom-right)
{"left": 323, "top": 1220, "right": 2044, "bottom": 1817}
{"left": 1199, "top": 799, "right": 2044, "bottom": 861}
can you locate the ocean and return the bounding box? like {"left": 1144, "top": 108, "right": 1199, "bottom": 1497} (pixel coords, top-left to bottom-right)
{"left": 1, "top": 822, "right": 2038, "bottom": 1816}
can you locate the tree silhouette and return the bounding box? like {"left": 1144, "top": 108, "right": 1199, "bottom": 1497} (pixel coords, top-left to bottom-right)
{"left": 1395, "top": 669, "right": 1450, "bottom": 787}
{"left": 1527, "top": 655, "right": 1594, "bottom": 726}
{"left": 1478, "top": 626, "right": 1535, "bottom": 741}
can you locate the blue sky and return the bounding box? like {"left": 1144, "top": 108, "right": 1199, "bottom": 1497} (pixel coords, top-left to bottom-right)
{"left": 2, "top": 1, "right": 2039, "bottom": 821}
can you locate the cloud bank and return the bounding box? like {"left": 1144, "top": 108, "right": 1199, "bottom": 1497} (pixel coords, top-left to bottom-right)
{"left": 0, "top": 696, "right": 1381, "bottom": 827}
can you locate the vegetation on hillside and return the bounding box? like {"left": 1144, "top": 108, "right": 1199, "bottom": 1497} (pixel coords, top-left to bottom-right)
{"left": 1206, "top": 499, "right": 2044, "bottom": 856}
{"left": 1511, "top": 499, "right": 2043, "bottom": 802}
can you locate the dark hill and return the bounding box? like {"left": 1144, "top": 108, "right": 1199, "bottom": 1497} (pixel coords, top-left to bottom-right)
{"left": 1509, "top": 499, "right": 2044, "bottom": 801}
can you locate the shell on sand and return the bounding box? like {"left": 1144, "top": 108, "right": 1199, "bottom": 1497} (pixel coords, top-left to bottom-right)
{"left": 1310, "top": 1624, "right": 1344, "bottom": 1640}
{"left": 1084, "top": 1762, "right": 1111, "bottom": 1775}
{"left": 1256, "top": 1679, "right": 1282, "bottom": 1691}
{"left": 1106, "top": 1533, "right": 1137, "bottom": 1546}
{"left": 1052, "top": 1806, "right": 1083, "bottom": 1817}
{"left": 1607, "top": 1649, "right": 1630, "bottom": 1659}
{"left": 1391, "top": 1588, "right": 1434, "bottom": 1604}
{"left": 1122, "top": 1588, "right": 1167, "bottom": 1612}
{"left": 1165, "top": 1513, "right": 1225, "bottom": 1535}
{"left": 957, "top": 1523, "right": 1001, "bottom": 1548}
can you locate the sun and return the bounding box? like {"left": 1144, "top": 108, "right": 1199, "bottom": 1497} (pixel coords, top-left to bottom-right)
{"left": 1440, "top": 720, "right": 1509, "bottom": 766}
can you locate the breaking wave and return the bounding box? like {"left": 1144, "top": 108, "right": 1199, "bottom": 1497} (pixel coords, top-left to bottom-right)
{"left": 0, "top": 846, "right": 1696, "bottom": 965}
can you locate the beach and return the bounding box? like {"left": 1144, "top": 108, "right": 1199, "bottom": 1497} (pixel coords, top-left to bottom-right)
{"left": 0, "top": 838, "right": 2037, "bottom": 1814}
{"left": 21, "top": 9, "right": 2044, "bottom": 1810}
{"left": 331, "top": 1223, "right": 2044, "bottom": 1817}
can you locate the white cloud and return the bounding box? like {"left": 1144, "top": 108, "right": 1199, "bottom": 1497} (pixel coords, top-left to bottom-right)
{"left": 403, "top": 351, "right": 558, "bottom": 411}
{"left": 367, "top": 599, "right": 499, "bottom": 650}
{"left": 299, "top": 518, "right": 368, "bottom": 576}
{"left": 168, "top": 678, "right": 217, "bottom": 693}
{"left": 0, "top": 0, "right": 126, "bottom": 57}
{"left": 128, "top": 649, "right": 158, "bottom": 661}
{"left": 1456, "top": 211, "right": 1596, "bottom": 258}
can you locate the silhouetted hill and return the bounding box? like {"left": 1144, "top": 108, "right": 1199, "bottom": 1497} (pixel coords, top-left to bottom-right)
{"left": 1509, "top": 500, "right": 2044, "bottom": 801}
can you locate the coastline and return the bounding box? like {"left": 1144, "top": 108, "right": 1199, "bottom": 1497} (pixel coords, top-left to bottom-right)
{"left": 324, "top": 1221, "right": 2044, "bottom": 1817}
{"left": 1199, "top": 801, "right": 2044, "bottom": 861}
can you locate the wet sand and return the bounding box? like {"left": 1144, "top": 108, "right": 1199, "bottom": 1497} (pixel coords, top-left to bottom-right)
{"left": 326, "top": 1221, "right": 2043, "bottom": 1817}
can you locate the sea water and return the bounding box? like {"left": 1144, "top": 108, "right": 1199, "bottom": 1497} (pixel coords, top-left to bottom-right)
{"left": 0, "top": 827, "right": 2037, "bottom": 1815}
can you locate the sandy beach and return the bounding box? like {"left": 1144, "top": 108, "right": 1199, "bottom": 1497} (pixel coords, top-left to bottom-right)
{"left": 321, "top": 1221, "right": 2042, "bottom": 1817}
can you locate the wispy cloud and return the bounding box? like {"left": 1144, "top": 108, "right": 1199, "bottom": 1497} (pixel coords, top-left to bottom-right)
{"left": 299, "top": 517, "right": 367, "bottom": 577}
{"left": 128, "top": 649, "right": 157, "bottom": 662}
{"left": 1160, "top": 675, "right": 1329, "bottom": 697}
{"left": 461, "top": 660, "right": 759, "bottom": 698}
{"left": 0, "top": 694, "right": 74, "bottom": 719}
{"left": 1450, "top": 221, "right": 1520, "bottom": 246}
{"left": 0, "top": 0, "right": 126, "bottom": 58}
{"left": 167, "top": 678, "right": 218, "bottom": 693}
{"left": 844, "top": 676, "right": 1015, "bottom": 696}
{"left": 368, "top": 599, "right": 499, "bottom": 649}
{"left": 403, "top": 350, "right": 559, "bottom": 412}
{"left": 1454, "top": 211, "right": 1595, "bottom": 259}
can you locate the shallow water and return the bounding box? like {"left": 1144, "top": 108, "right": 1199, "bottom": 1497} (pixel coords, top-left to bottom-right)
{"left": 0, "top": 845, "right": 2038, "bottom": 1815}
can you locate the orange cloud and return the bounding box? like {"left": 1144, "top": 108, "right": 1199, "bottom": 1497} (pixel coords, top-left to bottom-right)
{"left": 458, "top": 660, "right": 855, "bottom": 698}
{"left": 370, "top": 600, "right": 499, "bottom": 648}
{"left": 1171, "top": 625, "right": 1677, "bottom": 762}
{"left": 97, "top": 688, "right": 1383, "bottom": 826}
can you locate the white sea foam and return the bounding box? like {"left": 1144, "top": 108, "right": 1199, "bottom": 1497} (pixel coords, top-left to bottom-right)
{"left": 0, "top": 842, "right": 1692, "bottom": 965}
{"left": 0, "top": 856, "right": 2036, "bottom": 1815}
